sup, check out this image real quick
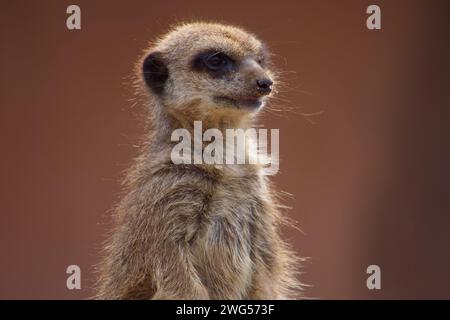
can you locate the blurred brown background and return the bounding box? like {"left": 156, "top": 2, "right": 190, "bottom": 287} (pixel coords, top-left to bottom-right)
{"left": 1, "top": 0, "right": 449, "bottom": 299}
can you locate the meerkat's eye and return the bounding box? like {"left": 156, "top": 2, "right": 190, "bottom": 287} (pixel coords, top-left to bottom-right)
{"left": 192, "top": 50, "right": 235, "bottom": 76}
{"left": 205, "top": 53, "right": 230, "bottom": 71}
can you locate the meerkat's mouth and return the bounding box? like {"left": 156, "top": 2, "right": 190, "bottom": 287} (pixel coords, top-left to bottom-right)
{"left": 214, "top": 96, "right": 263, "bottom": 110}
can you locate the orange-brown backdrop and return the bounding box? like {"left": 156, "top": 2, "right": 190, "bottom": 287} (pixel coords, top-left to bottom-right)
{"left": 1, "top": 0, "right": 449, "bottom": 299}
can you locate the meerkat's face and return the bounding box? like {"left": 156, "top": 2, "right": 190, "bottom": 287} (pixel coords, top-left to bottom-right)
{"left": 141, "top": 23, "right": 274, "bottom": 113}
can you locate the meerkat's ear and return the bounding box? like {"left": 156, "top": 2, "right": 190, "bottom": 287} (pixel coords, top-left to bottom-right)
{"left": 142, "top": 52, "right": 169, "bottom": 95}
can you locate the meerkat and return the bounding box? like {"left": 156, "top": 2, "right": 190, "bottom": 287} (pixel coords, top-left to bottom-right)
{"left": 95, "top": 22, "right": 301, "bottom": 300}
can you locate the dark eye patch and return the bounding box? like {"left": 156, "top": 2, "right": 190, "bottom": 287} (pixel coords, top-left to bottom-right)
{"left": 191, "top": 50, "right": 236, "bottom": 77}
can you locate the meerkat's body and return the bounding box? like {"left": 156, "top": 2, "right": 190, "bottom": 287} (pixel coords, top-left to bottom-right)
{"left": 95, "top": 22, "right": 300, "bottom": 299}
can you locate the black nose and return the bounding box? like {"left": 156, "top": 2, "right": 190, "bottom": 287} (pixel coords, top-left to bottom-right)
{"left": 256, "top": 78, "right": 273, "bottom": 95}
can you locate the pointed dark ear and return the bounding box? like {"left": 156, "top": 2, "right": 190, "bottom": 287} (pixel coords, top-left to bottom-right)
{"left": 142, "top": 51, "right": 169, "bottom": 95}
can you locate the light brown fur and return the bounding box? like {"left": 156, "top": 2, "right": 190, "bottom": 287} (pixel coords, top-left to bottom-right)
{"left": 95, "top": 22, "right": 300, "bottom": 299}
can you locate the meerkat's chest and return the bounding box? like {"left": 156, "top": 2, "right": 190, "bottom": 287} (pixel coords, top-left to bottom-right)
{"left": 205, "top": 172, "right": 266, "bottom": 240}
{"left": 191, "top": 172, "right": 272, "bottom": 298}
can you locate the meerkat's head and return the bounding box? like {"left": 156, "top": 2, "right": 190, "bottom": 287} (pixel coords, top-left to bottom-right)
{"left": 141, "top": 22, "right": 274, "bottom": 119}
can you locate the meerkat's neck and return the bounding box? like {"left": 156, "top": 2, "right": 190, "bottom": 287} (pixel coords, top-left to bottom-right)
{"left": 148, "top": 100, "right": 262, "bottom": 172}
{"left": 153, "top": 100, "right": 256, "bottom": 141}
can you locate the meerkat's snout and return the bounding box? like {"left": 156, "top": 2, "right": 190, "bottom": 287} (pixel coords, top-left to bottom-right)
{"left": 256, "top": 78, "right": 273, "bottom": 95}
{"left": 239, "top": 58, "right": 273, "bottom": 97}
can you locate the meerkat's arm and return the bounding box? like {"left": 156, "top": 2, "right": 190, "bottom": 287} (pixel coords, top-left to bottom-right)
{"left": 150, "top": 244, "right": 209, "bottom": 300}
{"left": 147, "top": 182, "right": 213, "bottom": 299}
{"left": 97, "top": 172, "right": 211, "bottom": 300}
{"left": 249, "top": 240, "right": 300, "bottom": 299}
